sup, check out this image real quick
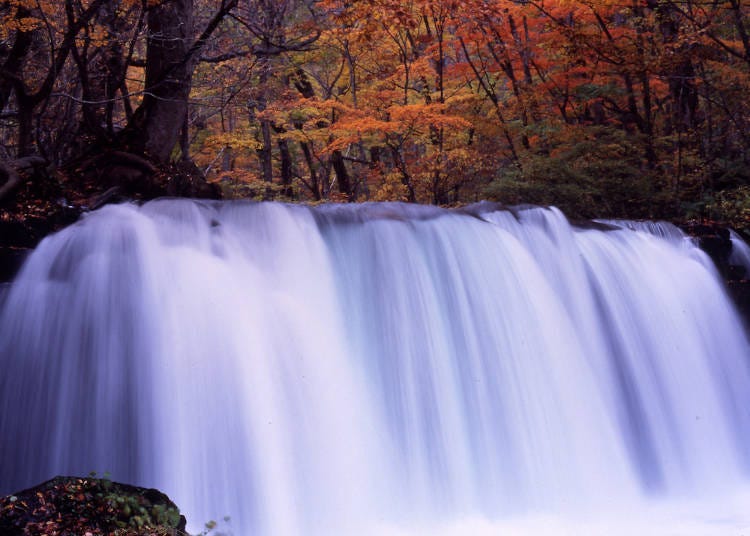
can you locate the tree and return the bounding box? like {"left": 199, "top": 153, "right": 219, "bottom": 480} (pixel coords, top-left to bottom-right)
{"left": 0, "top": 0, "right": 239, "bottom": 201}
{"left": 1, "top": 0, "right": 748, "bottom": 219}
{"left": 120, "top": 0, "right": 238, "bottom": 164}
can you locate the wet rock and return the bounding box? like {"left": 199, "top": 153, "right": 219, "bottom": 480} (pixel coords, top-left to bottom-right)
{"left": 682, "top": 222, "right": 750, "bottom": 328}
{"left": 0, "top": 207, "right": 80, "bottom": 283}
{"left": 0, "top": 247, "right": 29, "bottom": 282}
{"left": 728, "top": 281, "right": 750, "bottom": 328}
{"left": 0, "top": 476, "right": 187, "bottom": 536}
{"left": 682, "top": 223, "right": 733, "bottom": 277}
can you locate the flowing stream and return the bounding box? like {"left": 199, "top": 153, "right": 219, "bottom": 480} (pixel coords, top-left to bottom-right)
{"left": 1, "top": 200, "right": 750, "bottom": 535}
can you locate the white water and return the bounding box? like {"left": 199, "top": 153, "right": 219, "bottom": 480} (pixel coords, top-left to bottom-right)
{"left": 730, "top": 230, "right": 750, "bottom": 277}
{"left": 1, "top": 200, "right": 750, "bottom": 535}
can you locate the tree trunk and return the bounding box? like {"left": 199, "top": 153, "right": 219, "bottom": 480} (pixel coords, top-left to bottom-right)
{"left": 122, "top": 0, "right": 195, "bottom": 163}
{"left": 278, "top": 137, "right": 293, "bottom": 197}
{"left": 331, "top": 150, "right": 353, "bottom": 200}
{"left": 17, "top": 99, "right": 34, "bottom": 158}
{"left": 258, "top": 119, "right": 273, "bottom": 183}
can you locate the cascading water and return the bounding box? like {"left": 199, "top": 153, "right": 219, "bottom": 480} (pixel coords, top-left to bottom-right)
{"left": 1, "top": 200, "right": 750, "bottom": 535}
{"left": 730, "top": 229, "right": 750, "bottom": 276}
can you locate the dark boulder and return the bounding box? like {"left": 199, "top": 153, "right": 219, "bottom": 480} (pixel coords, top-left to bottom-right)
{"left": 0, "top": 208, "right": 81, "bottom": 283}
{"left": 0, "top": 476, "right": 187, "bottom": 536}
{"left": 682, "top": 223, "right": 733, "bottom": 277}
{"left": 727, "top": 281, "right": 750, "bottom": 327}
{"left": 682, "top": 222, "right": 750, "bottom": 328}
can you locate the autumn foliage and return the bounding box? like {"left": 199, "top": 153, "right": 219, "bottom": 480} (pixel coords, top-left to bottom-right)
{"left": 1, "top": 0, "right": 749, "bottom": 222}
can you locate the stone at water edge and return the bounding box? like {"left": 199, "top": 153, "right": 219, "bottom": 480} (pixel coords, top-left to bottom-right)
{"left": 0, "top": 476, "right": 187, "bottom": 535}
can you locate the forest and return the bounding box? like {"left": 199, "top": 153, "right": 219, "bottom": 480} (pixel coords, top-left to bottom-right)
{"left": 0, "top": 0, "right": 749, "bottom": 225}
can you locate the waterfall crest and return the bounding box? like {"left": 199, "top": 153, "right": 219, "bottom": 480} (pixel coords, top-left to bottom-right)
{"left": 2, "top": 200, "right": 749, "bottom": 534}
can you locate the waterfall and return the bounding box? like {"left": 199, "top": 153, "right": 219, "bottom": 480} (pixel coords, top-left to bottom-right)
{"left": 595, "top": 219, "right": 691, "bottom": 246}
{"left": 730, "top": 230, "right": 750, "bottom": 277}
{"left": 1, "top": 200, "right": 750, "bottom": 535}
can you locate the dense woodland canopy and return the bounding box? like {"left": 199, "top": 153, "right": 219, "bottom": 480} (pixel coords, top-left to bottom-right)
{"left": 0, "top": 0, "right": 749, "bottom": 223}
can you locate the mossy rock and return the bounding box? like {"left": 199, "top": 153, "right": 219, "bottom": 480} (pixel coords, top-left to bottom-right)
{"left": 0, "top": 476, "right": 187, "bottom": 536}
